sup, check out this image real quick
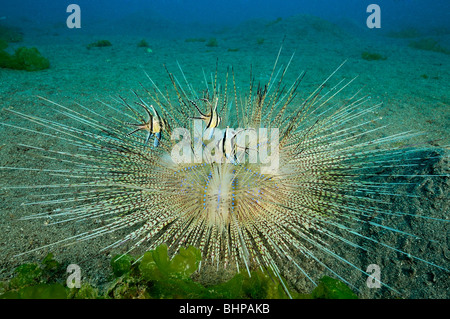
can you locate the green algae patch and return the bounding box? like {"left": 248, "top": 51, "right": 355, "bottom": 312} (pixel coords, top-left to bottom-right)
{"left": 67, "top": 283, "right": 99, "bottom": 299}
{"left": 12, "top": 47, "right": 50, "bottom": 71}
{"left": 9, "top": 264, "right": 43, "bottom": 289}
{"left": 139, "top": 244, "right": 201, "bottom": 280}
{"left": 110, "top": 245, "right": 308, "bottom": 299}
{"left": 1, "top": 283, "right": 67, "bottom": 299}
{"left": 0, "top": 253, "right": 99, "bottom": 299}
{"left": 108, "top": 244, "right": 300, "bottom": 299}
{"left": 0, "top": 253, "right": 68, "bottom": 299}
{"left": 0, "top": 42, "right": 50, "bottom": 71}
{"left": 361, "top": 51, "right": 387, "bottom": 61}
{"left": 111, "top": 254, "right": 136, "bottom": 278}
{"left": 205, "top": 38, "right": 218, "bottom": 47}
{"left": 86, "top": 39, "right": 112, "bottom": 49}
{"left": 137, "top": 39, "right": 149, "bottom": 48}
{"left": 310, "top": 276, "right": 358, "bottom": 299}
{"left": 109, "top": 246, "right": 357, "bottom": 299}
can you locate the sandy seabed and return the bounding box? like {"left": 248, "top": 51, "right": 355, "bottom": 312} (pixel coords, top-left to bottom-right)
{"left": 0, "top": 14, "right": 448, "bottom": 298}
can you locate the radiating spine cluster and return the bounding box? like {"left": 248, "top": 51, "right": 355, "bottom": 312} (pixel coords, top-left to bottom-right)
{"left": 1, "top": 47, "right": 448, "bottom": 297}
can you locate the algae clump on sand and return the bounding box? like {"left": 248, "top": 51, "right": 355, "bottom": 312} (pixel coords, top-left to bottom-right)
{"left": 86, "top": 39, "right": 112, "bottom": 49}
{"left": 361, "top": 51, "right": 387, "bottom": 61}
{"left": 108, "top": 244, "right": 357, "bottom": 299}
{"left": 0, "top": 40, "right": 50, "bottom": 71}
{"left": 0, "top": 244, "right": 358, "bottom": 299}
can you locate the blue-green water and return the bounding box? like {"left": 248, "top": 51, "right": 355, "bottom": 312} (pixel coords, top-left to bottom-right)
{"left": 0, "top": 1, "right": 448, "bottom": 299}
